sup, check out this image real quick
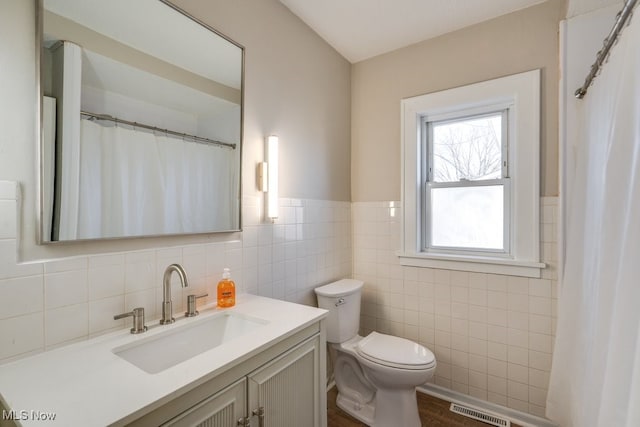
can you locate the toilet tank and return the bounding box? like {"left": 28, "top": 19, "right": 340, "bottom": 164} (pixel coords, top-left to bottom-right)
{"left": 314, "top": 279, "right": 363, "bottom": 343}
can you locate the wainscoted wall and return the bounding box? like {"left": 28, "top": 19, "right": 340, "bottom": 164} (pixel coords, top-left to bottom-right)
{"left": 0, "top": 181, "right": 351, "bottom": 363}
{"left": 352, "top": 197, "right": 558, "bottom": 417}
{"left": 1, "top": 177, "right": 557, "bottom": 418}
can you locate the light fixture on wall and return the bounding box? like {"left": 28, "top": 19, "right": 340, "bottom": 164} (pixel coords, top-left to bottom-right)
{"left": 257, "top": 135, "right": 279, "bottom": 221}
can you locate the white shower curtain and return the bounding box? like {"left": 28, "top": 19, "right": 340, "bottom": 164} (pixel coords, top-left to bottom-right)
{"left": 59, "top": 119, "right": 237, "bottom": 240}
{"left": 546, "top": 13, "right": 640, "bottom": 427}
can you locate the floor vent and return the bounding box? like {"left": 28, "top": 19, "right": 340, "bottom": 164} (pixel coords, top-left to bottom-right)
{"left": 450, "top": 403, "right": 511, "bottom": 427}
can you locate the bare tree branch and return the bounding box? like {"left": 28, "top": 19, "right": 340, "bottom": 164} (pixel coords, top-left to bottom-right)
{"left": 432, "top": 116, "right": 502, "bottom": 182}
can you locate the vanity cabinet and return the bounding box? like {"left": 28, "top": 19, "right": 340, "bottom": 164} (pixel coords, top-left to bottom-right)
{"left": 247, "top": 335, "right": 320, "bottom": 427}
{"left": 126, "top": 324, "right": 325, "bottom": 427}
{"left": 162, "top": 379, "right": 246, "bottom": 426}
{"left": 162, "top": 378, "right": 247, "bottom": 427}
{"left": 0, "top": 295, "right": 327, "bottom": 427}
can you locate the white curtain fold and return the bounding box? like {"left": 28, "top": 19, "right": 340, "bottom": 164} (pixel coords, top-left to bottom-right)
{"left": 60, "top": 119, "right": 236, "bottom": 239}
{"left": 55, "top": 42, "right": 83, "bottom": 241}
{"left": 547, "top": 13, "right": 640, "bottom": 427}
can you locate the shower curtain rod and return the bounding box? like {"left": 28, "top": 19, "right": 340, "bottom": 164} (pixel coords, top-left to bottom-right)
{"left": 575, "top": 0, "right": 638, "bottom": 99}
{"left": 80, "top": 111, "right": 237, "bottom": 149}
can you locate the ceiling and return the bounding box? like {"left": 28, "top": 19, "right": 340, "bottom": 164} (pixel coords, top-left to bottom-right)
{"left": 279, "top": 0, "right": 547, "bottom": 63}
{"left": 279, "top": 0, "right": 623, "bottom": 63}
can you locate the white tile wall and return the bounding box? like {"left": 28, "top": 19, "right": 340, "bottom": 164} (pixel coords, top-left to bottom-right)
{"left": 0, "top": 178, "right": 558, "bottom": 419}
{"left": 242, "top": 196, "right": 352, "bottom": 305}
{"left": 352, "top": 197, "right": 558, "bottom": 418}
{"left": 0, "top": 183, "right": 351, "bottom": 363}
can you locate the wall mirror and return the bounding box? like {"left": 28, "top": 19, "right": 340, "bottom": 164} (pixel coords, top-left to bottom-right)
{"left": 38, "top": 0, "right": 243, "bottom": 243}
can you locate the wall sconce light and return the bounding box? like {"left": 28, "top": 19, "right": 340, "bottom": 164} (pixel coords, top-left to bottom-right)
{"left": 257, "top": 135, "right": 279, "bottom": 221}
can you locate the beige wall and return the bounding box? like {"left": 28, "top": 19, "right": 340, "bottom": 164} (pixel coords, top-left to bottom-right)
{"left": 173, "top": 0, "right": 352, "bottom": 202}
{"left": 0, "top": 0, "right": 352, "bottom": 362}
{"left": 0, "top": 0, "right": 350, "bottom": 261}
{"left": 349, "top": 2, "right": 565, "bottom": 416}
{"left": 351, "top": 0, "right": 565, "bottom": 201}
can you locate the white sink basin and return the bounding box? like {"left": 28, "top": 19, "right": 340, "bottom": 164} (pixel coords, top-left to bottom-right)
{"left": 113, "top": 312, "right": 268, "bottom": 374}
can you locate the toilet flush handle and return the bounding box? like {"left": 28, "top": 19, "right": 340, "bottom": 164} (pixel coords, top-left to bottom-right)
{"left": 335, "top": 297, "right": 345, "bottom": 306}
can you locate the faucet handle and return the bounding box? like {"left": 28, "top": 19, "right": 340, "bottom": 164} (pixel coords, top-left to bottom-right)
{"left": 114, "top": 307, "right": 148, "bottom": 334}
{"left": 185, "top": 293, "right": 208, "bottom": 317}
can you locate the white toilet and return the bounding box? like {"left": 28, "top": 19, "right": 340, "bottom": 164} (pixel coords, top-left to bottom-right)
{"left": 315, "top": 279, "right": 436, "bottom": 427}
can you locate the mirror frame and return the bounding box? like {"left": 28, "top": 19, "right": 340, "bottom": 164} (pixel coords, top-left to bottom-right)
{"left": 35, "top": 0, "right": 245, "bottom": 244}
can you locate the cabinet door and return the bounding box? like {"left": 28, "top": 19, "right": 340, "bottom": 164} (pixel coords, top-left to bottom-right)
{"left": 248, "top": 335, "right": 321, "bottom": 427}
{"left": 162, "top": 378, "right": 247, "bottom": 427}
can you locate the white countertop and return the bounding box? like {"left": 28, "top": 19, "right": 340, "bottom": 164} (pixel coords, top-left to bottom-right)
{"left": 0, "top": 294, "right": 327, "bottom": 426}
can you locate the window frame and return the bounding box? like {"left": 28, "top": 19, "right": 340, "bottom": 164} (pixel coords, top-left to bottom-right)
{"left": 399, "top": 70, "right": 545, "bottom": 278}
{"left": 422, "top": 107, "right": 511, "bottom": 256}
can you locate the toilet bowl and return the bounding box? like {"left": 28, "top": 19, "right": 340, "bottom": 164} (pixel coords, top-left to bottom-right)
{"left": 332, "top": 340, "right": 376, "bottom": 423}
{"left": 315, "top": 279, "right": 436, "bottom": 427}
{"left": 355, "top": 332, "right": 435, "bottom": 427}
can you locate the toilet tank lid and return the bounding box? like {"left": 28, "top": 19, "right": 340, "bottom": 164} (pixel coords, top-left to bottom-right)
{"left": 314, "top": 279, "right": 363, "bottom": 297}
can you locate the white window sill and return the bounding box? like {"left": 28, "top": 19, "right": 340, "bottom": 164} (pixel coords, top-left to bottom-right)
{"left": 396, "top": 251, "right": 545, "bottom": 278}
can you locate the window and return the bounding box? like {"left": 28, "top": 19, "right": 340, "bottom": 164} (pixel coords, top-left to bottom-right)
{"left": 424, "top": 109, "right": 509, "bottom": 253}
{"left": 400, "top": 70, "right": 544, "bottom": 277}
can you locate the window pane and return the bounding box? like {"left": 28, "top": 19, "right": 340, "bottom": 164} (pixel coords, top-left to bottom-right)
{"left": 431, "top": 185, "right": 504, "bottom": 250}
{"left": 432, "top": 114, "right": 502, "bottom": 182}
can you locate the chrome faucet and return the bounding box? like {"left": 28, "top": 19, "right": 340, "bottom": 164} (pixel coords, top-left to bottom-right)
{"left": 160, "top": 264, "right": 189, "bottom": 324}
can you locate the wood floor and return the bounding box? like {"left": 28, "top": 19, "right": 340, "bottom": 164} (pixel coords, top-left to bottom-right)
{"left": 327, "top": 387, "right": 522, "bottom": 427}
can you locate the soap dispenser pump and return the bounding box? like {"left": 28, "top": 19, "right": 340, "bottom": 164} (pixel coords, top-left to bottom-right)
{"left": 217, "top": 268, "right": 236, "bottom": 308}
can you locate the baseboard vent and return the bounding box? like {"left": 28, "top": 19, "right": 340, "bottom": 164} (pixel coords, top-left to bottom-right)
{"left": 450, "top": 403, "right": 511, "bottom": 426}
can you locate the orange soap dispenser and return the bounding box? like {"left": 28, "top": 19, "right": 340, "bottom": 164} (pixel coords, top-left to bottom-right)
{"left": 217, "top": 268, "right": 236, "bottom": 308}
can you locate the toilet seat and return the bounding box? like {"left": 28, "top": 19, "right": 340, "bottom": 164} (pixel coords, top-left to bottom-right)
{"left": 356, "top": 332, "right": 436, "bottom": 370}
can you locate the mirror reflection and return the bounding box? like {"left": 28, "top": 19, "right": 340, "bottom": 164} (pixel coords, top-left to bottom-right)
{"left": 40, "top": 0, "right": 243, "bottom": 242}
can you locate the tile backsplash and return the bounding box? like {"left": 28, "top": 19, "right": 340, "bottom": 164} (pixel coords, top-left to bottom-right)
{"left": 352, "top": 198, "right": 558, "bottom": 417}
{"left": 0, "top": 182, "right": 351, "bottom": 362}
{"left": 0, "top": 179, "right": 558, "bottom": 418}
